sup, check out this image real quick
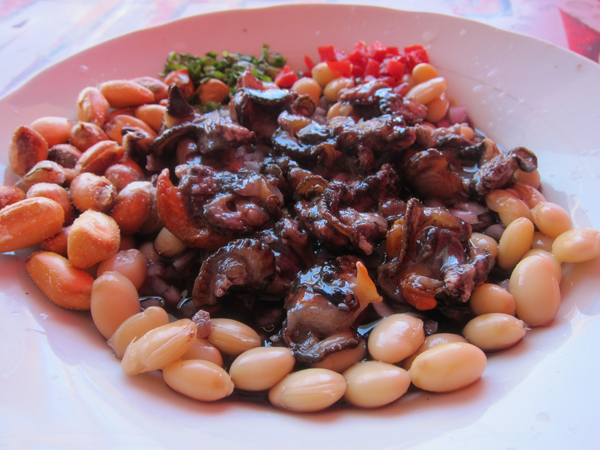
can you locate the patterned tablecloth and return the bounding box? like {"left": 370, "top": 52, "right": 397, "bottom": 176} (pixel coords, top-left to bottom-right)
{"left": 2, "top": 0, "right": 600, "bottom": 97}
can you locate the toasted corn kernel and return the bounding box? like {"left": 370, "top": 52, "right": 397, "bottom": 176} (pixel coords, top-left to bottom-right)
{"left": 0, "top": 186, "right": 25, "bottom": 210}
{"left": 41, "top": 226, "right": 70, "bottom": 257}
{"left": 47, "top": 144, "right": 82, "bottom": 168}
{"left": 77, "top": 87, "right": 110, "bottom": 126}
{"left": 269, "top": 368, "right": 346, "bottom": 412}
{"left": 0, "top": 198, "right": 64, "bottom": 253}
{"left": 110, "top": 182, "right": 154, "bottom": 235}
{"left": 108, "top": 306, "right": 169, "bottom": 358}
{"left": 509, "top": 255, "right": 561, "bottom": 327}
{"left": 91, "top": 271, "right": 141, "bottom": 339}
{"left": 103, "top": 115, "right": 157, "bottom": 145}
{"left": 367, "top": 313, "right": 424, "bottom": 364}
{"left": 104, "top": 164, "right": 143, "bottom": 192}
{"left": 131, "top": 76, "right": 169, "bottom": 101}
{"left": 121, "top": 319, "right": 197, "bottom": 375}
{"left": 26, "top": 182, "right": 75, "bottom": 226}
{"left": 67, "top": 210, "right": 120, "bottom": 269}
{"left": 343, "top": 361, "right": 411, "bottom": 408}
{"left": 98, "top": 80, "right": 155, "bottom": 108}
{"left": 9, "top": 126, "right": 49, "bottom": 176}
{"left": 163, "top": 359, "right": 234, "bottom": 402}
{"left": 14, "top": 160, "right": 66, "bottom": 193}
{"left": 196, "top": 78, "right": 231, "bottom": 104}
{"left": 409, "top": 342, "right": 487, "bottom": 392}
{"left": 153, "top": 227, "right": 187, "bottom": 258}
{"left": 30, "top": 116, "right": 72, "bottom": 147}
{"left": 97, "top": 249, "right": 148, "bottom": 290}
{"left": 70, "top": 173, "right": 117, "bottom": 213}
{"left": 401, "top": 333, "right": 467, "bottom": 370}
{"left": 75, "top": 140, "right": 124, "bottom": 175}
{"left": 207, "top": 318, "right": 261, "bottom": 356}
{"left": 531, "top": 202, "right": 573, "bottom": 239}
{"left": 469, "top": 283, "right": 516, "bottom": 316}
{"left": 134, "top": 104, "right": 166, "bottom": 132}
{"left": 406, "top": 77, "right": 448, "bottom": 105}
{"left": 229, "top": 347, "right": 296, "bottom": 391}
{"left": 552, "top": 227, "right": 600, "bottom": 263}
{"left": 69, "top": 121, "right": 109, "bottom": 152}
{"left": 25, "top": 251, "right": 94, "bottom": 310}
{"left": 497, "top": 217, "right": 535, "bottom": 271}
{"left": 463, "top": 313, "right": 527, "bottom": 351}
{"left": 181, "top": 338, "right": 224, "bottom": 367}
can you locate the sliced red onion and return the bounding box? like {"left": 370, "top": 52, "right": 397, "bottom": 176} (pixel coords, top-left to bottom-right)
{"left": 448, "top": 105, "right": 470, "bottom": 125}
{"left": 171, "top": 249, "right": 200, "bottom": 273}
{"left": 372, "top": 301, "right": 394, "bottom": 318}
{"left": 485, "top": 223, "right": 506, "bottom": 241}
{"left": 449, "top": 209, "right": 479, "bottom": 224}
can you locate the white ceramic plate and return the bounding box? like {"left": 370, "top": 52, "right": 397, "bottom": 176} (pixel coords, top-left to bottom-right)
{"left": 1, "top": 5, "right": 599, "bottom": 449}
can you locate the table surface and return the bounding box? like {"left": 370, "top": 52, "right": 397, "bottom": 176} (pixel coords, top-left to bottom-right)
{"left": 1, "top": 0, "right": 600, "bottom": 98}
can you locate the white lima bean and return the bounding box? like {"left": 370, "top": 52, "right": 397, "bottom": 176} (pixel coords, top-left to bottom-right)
{"left": 121, "top": 319, "right": 197, "bottom": 375}
{"left": 181, "top": 337, "right": 223, "bottom": 367}
{"left": 343, "top": 361, "right": 411, "bottom": 408}
{"left": 497, "top": 217, "right": 535, "bottom": 271}
{"left": 207, "top": 318, "right": 261, "bottom": 356}
{"left": 522, "top": 248, "right": 562, "bottom": 283}
{"left": 108, "top": 306, "right": 169, "bottom": 358}
{"left": 531, "top": 202, "right": 573, "bottom": 239}
{"left": 552, "top": 227, "right": 600, "bottom": 263}
{"left": 409, "top": 342, "right": 487, "bottom": 393}
{"left": 470, "top": 232, "right": 499, "bottom": 259}
{"left": 401, "top": 333, "right": 467, "bottom": 370}
{"left": 163, "top": 359, "right": 234, "bottom": 402}
{"left": 97, "top": 248, "right": 148, "bottom": 290}
{"left": 229, "top": 347, "right": 295, "bottom": 391}
{"left": 312, "top": 340, "right": 367, "bottom": 373}
{"left": 368, "top": 313, "right": 424, "bottom": 364}
{"left": 462, "top": 313, "right": 527, "bottom": 351}
{"left": 469, "top": 283, "right": 516, "bottom": 316}
{"left": 268, "top": 368, "right": 346, "bottom": 412}
{"left": 509, "top": 255, "right": 561, "bottom": 327}
{"left": 91, "top": 271, "right": 141, "bottom": 339}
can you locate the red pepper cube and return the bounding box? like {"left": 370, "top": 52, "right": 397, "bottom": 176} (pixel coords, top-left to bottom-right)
{"left": 364, "top": 58, "right": 381, "bottom": 78}
{"left": 304, "top": 55, "right": 315, "bottom": 73}
{"left": 385, "top": 58, "right": 406, "bottom": 79}
{"left": 326, "top": 61, "right": 352, "bottom": 78}
{"left": 274, "top": 65, "right": 298, "bottom": 88}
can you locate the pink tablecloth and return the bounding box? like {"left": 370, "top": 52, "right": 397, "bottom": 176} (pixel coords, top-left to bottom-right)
{"left": 1, "top": 0, "right": 599, "bottom": 98}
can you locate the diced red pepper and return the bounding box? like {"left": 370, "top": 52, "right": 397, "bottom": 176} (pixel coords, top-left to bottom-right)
{"left": 403, "top": 45, "right": 425, "bottom": 53}
{"left": 317, "top": 45, "right": 346, "bottom": 62}
{"left": 363, "top": 58, "right": 380, "bottom": 78}
{"left": 402, "top": 45, "right": 430, "bottom": 71}
{"left": 346, "top": 49, "right": 368, "bottom": 69}
{"left": 304, "top": 55, "right": 315, "bottom": 73}
{"left": 318, "top": 45, "right": 338, "bottom": 62}
{"left": 326, "top": 61, "right": 352, "bottom": 78}
{"left": 274, "top": 65, "right": 298, "bottom": 88}
{"left": 385, "top": 58, "right": 405, "bottom": 79}
{"left": 385, "top": 46, "right": 400, "bottom": 56}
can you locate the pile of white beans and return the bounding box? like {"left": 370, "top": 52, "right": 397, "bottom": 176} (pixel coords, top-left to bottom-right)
{"left": 1, "top": 52, "right": 599, "bottom": 414}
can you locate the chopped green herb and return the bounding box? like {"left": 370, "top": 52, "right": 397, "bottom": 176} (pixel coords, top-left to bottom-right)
{"left": 161, "top": 44, "right": 287, "bottom": 112}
